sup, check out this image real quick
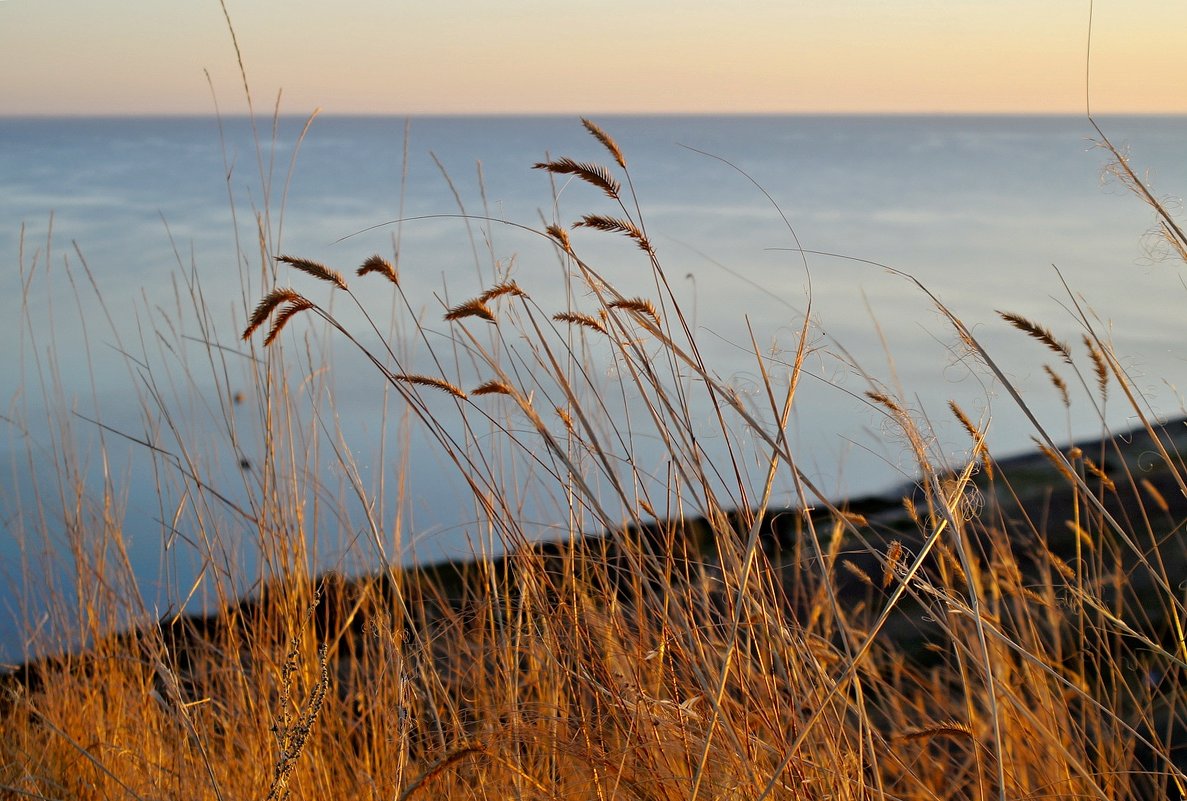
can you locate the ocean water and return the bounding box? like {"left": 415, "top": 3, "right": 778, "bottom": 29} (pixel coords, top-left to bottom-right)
{"left": 2, "top": 114, "right": 1186, "bottom": 663}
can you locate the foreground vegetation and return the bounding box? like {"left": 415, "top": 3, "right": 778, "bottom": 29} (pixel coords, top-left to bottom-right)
{"left": 3, "top": 117, "right": 1187, "bottom": 801}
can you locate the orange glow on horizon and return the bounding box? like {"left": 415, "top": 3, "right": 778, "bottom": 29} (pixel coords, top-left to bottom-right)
{"left": 0, "top": 1, "right": 1184, "bottom": 116}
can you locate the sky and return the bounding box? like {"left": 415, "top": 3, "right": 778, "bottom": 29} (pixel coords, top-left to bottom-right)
{"left": 1, "top": 0, "right": 1185, "bottom": 115}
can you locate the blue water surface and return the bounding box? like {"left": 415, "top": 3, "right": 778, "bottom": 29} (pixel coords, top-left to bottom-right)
{"left": 2, "top": 114, "right": 1186, "bottom": 663}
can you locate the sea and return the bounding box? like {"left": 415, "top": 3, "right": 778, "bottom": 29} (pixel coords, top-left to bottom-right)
{"left": 2, "top": 114, "right": 1186, "bottom": 664}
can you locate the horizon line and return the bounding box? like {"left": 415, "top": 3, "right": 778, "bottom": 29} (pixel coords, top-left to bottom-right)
{"left": 4, "top": 110, "right": 1187, "bottom": 120}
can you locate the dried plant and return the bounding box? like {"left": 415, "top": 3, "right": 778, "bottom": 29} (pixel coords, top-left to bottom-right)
{"left": 997, "top": 310, "right": 1072, "bottom": 364}
{"left": 443, "top": 299, "right": 496, "bottom": 323}
{"left": 276, "top": 254, "right": 349, "bottom": 290}
{"left": 7, "top": 110, "right": 1187, "bottom": 801}
{"left": 948, "top": 399, "right": 991, "bottom": 477}
{"left": 356, "top": 254, "right": 399, "bottom": 284}
{"left": 391, "top": 373, "right": 468, "bottom": 399}
{"left": 1042, "top": 364, "right": 1070, "bottom": 407}
{"left": 607, "top": 297, "right": 661, "bottom": 326}
{"left": 544, "top": 223, "right": 573, "bottom": 253}
{"left": 552, "top": 311, "right": 608, "bottom": 335}
{"left": 533, "top": 157, "right": 620, "bottom": 200}
{"left": 471, "top": 380, "right": 515, "bottom": 397}
{"left": 573, "top": 213, "right": 651, "bottom": 251}
{"left": 243, "top": 287, "right": 307, "bottom": 340}
{"left": 581, "top": 117, "right": 627, "bottom": 169}
{"left": 478, "top": 281, "right": 526, "bottom": 303}
{"left": 264, "top": 297, "right": 316, "bottom": 346}
{"left": 1083, "top": 334, "right": 1110, "bottom": 402}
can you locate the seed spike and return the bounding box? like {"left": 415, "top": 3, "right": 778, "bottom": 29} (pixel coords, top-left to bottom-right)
{"left": 263, "top": 299, "right": 316, "bottom": 346}
{"left": 553, "top": 311, "right": 608, "bottom": 335}
{"left": 356, "top": 254, "right": 399, "bottom": 285}
{"left": 574, "top": 214, "right": 651, "bottom": 252}
{"left": 545, "top": 224, "right": 573, "bottom": 253}
{"left": 243, "top": 288, "right": 305, "bottom": 340}
{"left": 533, "top": 157, "right": 620, "bottom": 200}
{"left": 479, "top": 281, "right": 526, "bottom": 303}
{"left": 276, "top": 254, "right": 348, "bottom": 290}
{"left": 608, "top": 297, "right": 661, "bottom": 326}
{"left": 444, "top": 299, "right": 496, "bottom": 323}
{"left": 997, "top": 310, "right": 1071, "bottom": 364}
{"left": 392, "top": 373, "right": 467, "bottom": 399}
{"left": 471, "top": 380, "right": 516, "bottom": 397}
{"left": 580, "top": 117, "right": 627, "bottom": 169}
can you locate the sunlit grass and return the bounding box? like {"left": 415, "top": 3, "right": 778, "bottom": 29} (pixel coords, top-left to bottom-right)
{"left": 3, "top": 113, "right": 1187, "bottom": 801}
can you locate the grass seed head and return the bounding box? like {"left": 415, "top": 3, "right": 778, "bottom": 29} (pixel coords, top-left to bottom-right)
{"left": 997, "top": 310, "right": 1071, "bottom": 364}
{"left": 471, "top": 380, "right": 516, "bottom": 397}
{"left": 444, "top": 299, "right": 497, "bottom": 323}
{"left": 1083, "top": 334, "right": 1110, "bottom": 402}
{"left": 608, "top": 297, "right": 661, "bottom": 326}
{"left": 553, "top": 311, "right": 608, "bottom": 335}
{"left": 574, "top": 214, "right": 651, "bottom": 252}
{"left": 1042, "top": 364, "right": 1070, "bottom": 407}
{"left": 533, "top": 157, "right": 621, "bottom": 200}
{"left": 392, "top": 373, "right": 468, "bottom": 399}
{"left": 479, "top": 281, "right": 526, "bottom": 303}
{"left": 264, "top": 299, "right": 316, "bottom": 346}
{"left": 276, "top": 254, "right": 349, "bottom": 290}
{"left": 356, "top": 254, "right": 399, "bottom": 284}
{"left": 545, "top": 224, "right": 573, "bottom": 253}
{"left": 244, "top": 288, "right": 306, "bottom": 340}
{"left": 581, "top": 117, "right": 627, "bottom": 169}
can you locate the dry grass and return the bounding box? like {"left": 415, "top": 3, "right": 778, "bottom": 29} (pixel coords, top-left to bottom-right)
{"left": 3, "top": 114, "right": 1187, "bottom": 801}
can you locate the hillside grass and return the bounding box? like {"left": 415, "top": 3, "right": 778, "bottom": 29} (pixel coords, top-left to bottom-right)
{"left": 3, "top": 116, "right": 1187, "bottom": 801}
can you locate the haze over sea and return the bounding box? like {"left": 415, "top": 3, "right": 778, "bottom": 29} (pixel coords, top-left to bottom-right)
{"left": 3, "top": 114, "right": 1186, "bottom": 662}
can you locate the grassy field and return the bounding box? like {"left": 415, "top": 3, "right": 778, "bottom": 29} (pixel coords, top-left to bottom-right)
{"left": 3, "top": 116, "right": 1187, "bottom": 801}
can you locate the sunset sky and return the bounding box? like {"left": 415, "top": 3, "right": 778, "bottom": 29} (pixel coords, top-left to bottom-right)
{"left": 2, "top": 1, "right": 1185, "bottom": 115}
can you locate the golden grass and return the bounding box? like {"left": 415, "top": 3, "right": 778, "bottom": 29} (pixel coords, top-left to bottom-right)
{"left": 533, "top": 157, "right": 622, "bottom": 200}
{"left": 573, "top": 213, "right": 652, "bottom": 252}
{"left": 3, "top": 114, "right": 1187, "bottom": 801}
{"left": 443, "top": 299, "right": 497, "bottom": 324}
{"left": 356, "top": 254, "right": 399, "bottom": 284}
{"left": 275, "top": 254, "right": 349, "bottom": 291}
{"left": 996, "top": 310, "right": 1073, "bottom": 365}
